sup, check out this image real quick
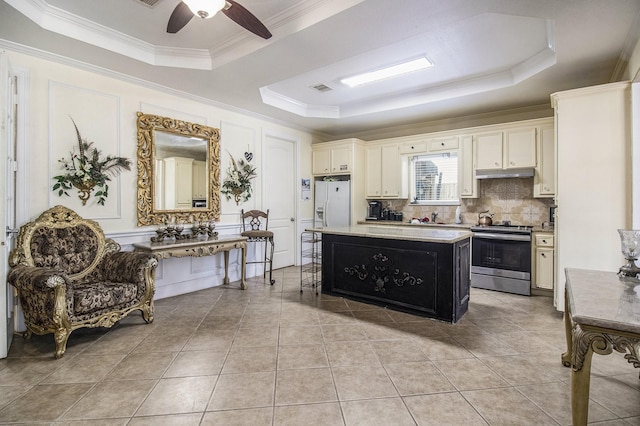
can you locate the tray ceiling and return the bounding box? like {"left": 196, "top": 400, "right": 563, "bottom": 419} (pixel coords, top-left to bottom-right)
{"left": 1, "top": 0, "right": 639, "bottom": 139}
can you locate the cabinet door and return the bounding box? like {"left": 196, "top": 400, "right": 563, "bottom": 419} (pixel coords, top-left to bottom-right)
{"left": 534, "top": 125, "right": 555, "bottom": 197}
{"left": 381, "top": 144, "right": 400, "bottom": 197}
{"left": 312, "top": 149, "right": 331, "bottom": 175}
{"left": 365, "top": 146, "right": 382, "bottom": 197}
{"left": 175, "top": 159, "right": 193, "bottom": 206}
{"left": 504, "top": 127, "right": 536, "bottom": 168}
{"left": 428, "top": 136, "right": 459, "bottom": 152}
{"left": 331, "top": 146, "right": 352, "bottom": 173}
{"left": 399, "top": 140, "right": 427, "bottom": 154}
{"left": 192, "top": 160, "right": 206, "bottom": 199}
{"left": 474, "top": 132, "right": 503, "bottom": 169}
{"left": 535, "top": 247, "right": 554, "bottom": 289}
{"left": 459, "top": 135, "right": 477, "bottom": 198}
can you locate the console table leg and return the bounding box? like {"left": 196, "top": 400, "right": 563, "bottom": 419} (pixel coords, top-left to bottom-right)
{"left": 240, "top": 243, "right": 247, "bottom": 290}
{"left": 223, "top": 251, "right": 230, "bottom": 285}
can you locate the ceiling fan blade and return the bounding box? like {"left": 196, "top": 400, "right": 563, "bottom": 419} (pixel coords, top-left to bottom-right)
{"left": 222, "top": 0, "right": 272, "bottom": 39}
{"left": 167, "top": 1, "right": 194, "bottom": 33}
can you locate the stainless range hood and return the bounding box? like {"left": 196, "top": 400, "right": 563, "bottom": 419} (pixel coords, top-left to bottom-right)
{"left": 475, "top": 167, "right": 535, "bottom": 179}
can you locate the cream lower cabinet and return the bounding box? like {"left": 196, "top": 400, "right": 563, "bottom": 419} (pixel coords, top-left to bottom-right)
{"left": 534, "top": 233, "right": 554, "bottom": 290}
{"left": 366, "top": 144, "right": 401, "bottom": 198}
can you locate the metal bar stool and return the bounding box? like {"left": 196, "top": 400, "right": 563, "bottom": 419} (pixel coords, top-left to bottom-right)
{"left": 240, "top": 209, "right": 275, "bottom": 285}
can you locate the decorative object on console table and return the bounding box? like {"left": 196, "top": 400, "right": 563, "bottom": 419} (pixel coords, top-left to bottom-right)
{"left": 52, "top": 117, "right": 131, "bottom": 206}
{"left": 151, "top": 219, "right": 217, "bottom": 242}
{"left": 221, "top": 151, "right": 257, "bottom": 205}
{"left": 617, "top": 229, "right": 640, "bottom": 280}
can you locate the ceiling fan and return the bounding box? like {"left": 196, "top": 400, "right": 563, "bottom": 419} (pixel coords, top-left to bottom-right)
{"left": 167, "top": 0, "right": 272, "bottom": 39}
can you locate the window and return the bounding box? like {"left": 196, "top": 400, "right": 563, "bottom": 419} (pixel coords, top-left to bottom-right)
{"left": 410, "top": 152, "right": 458, "bottom": 204}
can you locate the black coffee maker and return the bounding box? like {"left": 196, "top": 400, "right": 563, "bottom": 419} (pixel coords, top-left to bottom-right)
{"left": 367, "top": 201, "right": 382, "bottom": 220}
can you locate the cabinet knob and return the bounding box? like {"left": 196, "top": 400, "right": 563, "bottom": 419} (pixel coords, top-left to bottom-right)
{"left": 440, "top": 142, "right": 445, "bottom": 146}
{"left": 495, "top": 162, "right": 500, "bottom": 166}
{"left": 542, "top": 239, "right": 547, "bottom": 243}
{"left": 541, "top": 253, "right": 547, "bottom": 258}
{"left": 510, "top": 161, "right": 515, "bottom": 165}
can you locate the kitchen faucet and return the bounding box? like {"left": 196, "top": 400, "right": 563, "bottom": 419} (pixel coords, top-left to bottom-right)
{"left": 431, "top": 212, "right": 438, "bottom": 223}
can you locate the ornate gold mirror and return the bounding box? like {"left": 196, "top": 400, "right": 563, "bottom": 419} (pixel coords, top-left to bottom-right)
{"left": 136, "top": 112, "right": 220, "bottom": 226}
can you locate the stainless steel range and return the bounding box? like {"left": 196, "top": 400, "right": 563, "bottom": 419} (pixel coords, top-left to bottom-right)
{"left": 470, "top": 224, "right": 532, "bottom": 296}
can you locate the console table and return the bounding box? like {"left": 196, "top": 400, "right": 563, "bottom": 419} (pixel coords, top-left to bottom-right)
{"left": 133, "top": 235, "right": 248, "bottom": 290}
{"left": 562, "top": 268, "right": 640, "bottom": 425}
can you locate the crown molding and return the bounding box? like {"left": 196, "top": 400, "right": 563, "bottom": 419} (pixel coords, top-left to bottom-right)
{"left": 4, "top": 0, "right": 212, "bottom": 70}
{"left": 0, "top": 39, "right": 319, "bottom": 137}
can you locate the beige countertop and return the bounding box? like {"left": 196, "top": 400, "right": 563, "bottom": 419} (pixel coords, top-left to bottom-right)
{"left": 357, "top": 220, "right": 554, "bottom": 233}
{"left": 306, "top": 225, "right": 472, "bottom": 243}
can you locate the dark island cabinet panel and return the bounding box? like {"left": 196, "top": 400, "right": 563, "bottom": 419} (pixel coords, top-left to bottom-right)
{"left": 322, "top": 234, "right": 470, "bottom": 323}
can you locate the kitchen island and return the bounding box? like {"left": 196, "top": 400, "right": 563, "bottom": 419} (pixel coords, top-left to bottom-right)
{"left": 308, "top": 225, "right": 472, "bottom": 323}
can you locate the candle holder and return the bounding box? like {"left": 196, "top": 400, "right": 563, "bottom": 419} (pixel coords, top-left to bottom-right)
{"left": 618, "top": 229, "right": 640, "bottom": 279}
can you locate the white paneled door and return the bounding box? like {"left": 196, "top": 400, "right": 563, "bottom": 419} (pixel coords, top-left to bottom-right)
{"left": 0, "top": 53, "right": 18, "bottom": 358}
{"left": 262, "top": 133, "right": 296, "bottom": 270}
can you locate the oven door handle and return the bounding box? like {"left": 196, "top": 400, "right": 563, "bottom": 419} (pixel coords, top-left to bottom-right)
{"left": 473, "top": 233, "right": 531, "bottom": 242}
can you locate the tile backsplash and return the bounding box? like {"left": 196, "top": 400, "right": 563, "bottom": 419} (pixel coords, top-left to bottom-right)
{"left": 384, "top": 178, "right": 554, "bottom": 226}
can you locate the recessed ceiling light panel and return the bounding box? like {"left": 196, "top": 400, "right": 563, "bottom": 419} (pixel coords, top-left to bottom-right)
{"left": 341, "top": 57, "right": 434, "bottom": 88}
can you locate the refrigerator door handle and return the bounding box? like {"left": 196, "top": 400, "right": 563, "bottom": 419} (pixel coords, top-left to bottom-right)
{"left": 323, "top": 200, "right": 328, "bottom": 227}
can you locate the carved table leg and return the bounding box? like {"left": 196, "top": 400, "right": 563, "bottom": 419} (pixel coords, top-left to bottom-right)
{"left": 240, "top": 242, "right": 247, "bottom": 290}
{"left": 223, "top": 250, "right": 230, "bottom": 285}
{"left": 571, "top": 335, "right": 595, "bottom": 426}
{"left": 562, "top": 287, "right": 573, "bottom": 367}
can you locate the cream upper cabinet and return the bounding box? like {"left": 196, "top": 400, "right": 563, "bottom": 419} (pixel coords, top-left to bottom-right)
{"left": 459, "top": 135, "right": 477, "bottom": 198}
{"left": 504, "top": 127, "right": 536, "bottom": 168}
{"left": 475, "top": 127, "right": 536, "bottom": 170}
{"left": 399, "top": 140, "right": 427, "bottom": 155}
{"left": 312, "top": 148, "right": 331, "bottom": 175}
{"left": 312, "top": 144, "right": 353, "bottom": 175}
{"left": 331, "top": 146, "right": 352, "bottom": 174}
{"left": 428, "top": 136, "right": 459, "bottom": 152}
{"left": 474, "top": 131, "right": 504, "bottom": 170}
{"left": 191, "top": 160, "right": 207, "bottom": 199}
{"left": 366, "top": 144, "right": 401, "bottom": 198}
{"left": 534, "top": 125, "right": 555, "bottom": 197}
{"left": 533, "top": 233, "right": 554, "bottom": 290}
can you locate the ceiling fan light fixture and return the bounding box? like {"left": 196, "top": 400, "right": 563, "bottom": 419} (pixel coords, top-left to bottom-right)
{"left": 341, "top": 57, "right": 434, "bottom": 88}
{"left": 183, "top": 0, "right": 226, "bottom": 19}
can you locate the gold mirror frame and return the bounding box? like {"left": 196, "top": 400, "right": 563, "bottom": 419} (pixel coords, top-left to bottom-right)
{"left": 136, "top": 112, "right": 221, "bottom": 226}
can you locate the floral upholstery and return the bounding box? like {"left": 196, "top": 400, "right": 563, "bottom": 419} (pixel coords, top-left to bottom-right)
{"left": 7, "top": 205, "right": 158, "bottom": 358}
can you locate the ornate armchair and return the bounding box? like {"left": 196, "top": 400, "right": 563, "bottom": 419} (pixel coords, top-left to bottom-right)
{"left": 7, "top": 205, "right": 158, "bottom": 358}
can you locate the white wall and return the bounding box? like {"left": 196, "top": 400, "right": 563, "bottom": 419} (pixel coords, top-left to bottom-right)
{"left": 5, "top": 48, "right": 314, "bottom": 299}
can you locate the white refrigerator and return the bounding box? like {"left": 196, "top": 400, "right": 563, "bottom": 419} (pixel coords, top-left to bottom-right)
{"left": 314, "top": 180, "right": 350, "bottom": 227}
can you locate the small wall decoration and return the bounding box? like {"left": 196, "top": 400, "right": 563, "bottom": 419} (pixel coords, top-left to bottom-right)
{"left": 221, "top": 150, "right": 257, "bottom": 205}
{"left": 52, "top": 117, "right": 131, "bottom": 206}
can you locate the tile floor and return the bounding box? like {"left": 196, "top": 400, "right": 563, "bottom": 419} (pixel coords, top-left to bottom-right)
{"left": 1, "top": 266, "right": 640, "bottom": 425}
